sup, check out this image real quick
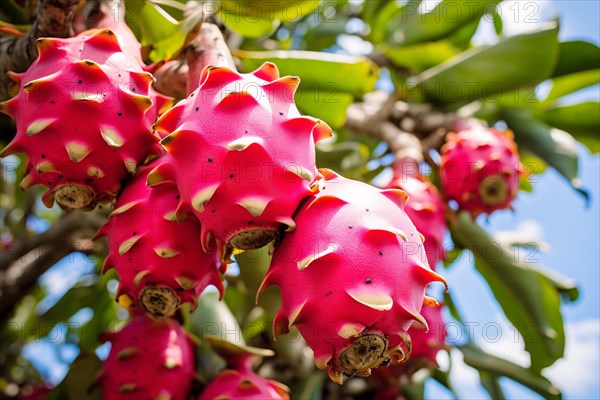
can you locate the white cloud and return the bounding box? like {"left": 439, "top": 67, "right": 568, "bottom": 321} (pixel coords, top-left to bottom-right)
{"left": 547, "top": 319, "right": 600, "bottom": 398}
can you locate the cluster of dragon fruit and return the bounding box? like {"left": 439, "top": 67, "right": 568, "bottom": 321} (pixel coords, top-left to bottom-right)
{"left": 0, "top": 19, "right": 522, "bottom": 400}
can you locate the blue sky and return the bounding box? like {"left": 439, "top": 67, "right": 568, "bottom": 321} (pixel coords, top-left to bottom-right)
{"left": 14, "top": 1, "right": 600, "bottom": 398}
{"left": 425, "top": 1, "right": 600, "bottom": 398}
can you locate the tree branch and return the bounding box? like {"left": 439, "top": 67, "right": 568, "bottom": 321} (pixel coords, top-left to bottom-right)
{"left": 0, "top": 211, "right": 105, "bottom": 322}
{"left": 185, "top": 22, "right": 236, "bottom": 95}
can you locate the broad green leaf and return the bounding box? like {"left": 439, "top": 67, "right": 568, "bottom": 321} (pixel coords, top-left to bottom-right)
{"left": 132, "top": 2, "right": 179, "bottom": 45}
{"left": 382, "top": 41, "right": 460, "bottom": 72}
{"left": 443, "top": 291, "right": 466, "bottom": 324}
{"left": 491, "top": 8, "right": 503, "bottom": 35}
{"left": 412, "top": 23, "right": 559, "bottom": 104}
{"left": 292, "top": 371, "right": 325, "bottom": 400}
{"left": 480, "top": 371, "right": 506, "bottom": 400}
{"left": 63, "top": 352, "right": 103, "bottom": 400}
{"left": 126, "top": 1, "right": 187, "bottom": 61}
{"left": 366, "top": 0, "right": 423, "bottom": 44}
{"left": 220, "top": 11, "right": 279, "bottom": 38}
{"left": 451, "top": 213, "right": 568, "bottom": 372}
{"left": 302, "top": 17, "right": 348, "bottom": 51}
{"left": 431, "top": 368, "right": 458, "bottom": 397}
{"left": 295, "top": 89, "right": 354, "bottom": 129}
{"left": 390, "top": 0, "right": 503, "bottom": 46}
{"left": 460, "top": 343, "right": 561, "bottom": 399}
{"left": 544, "top": 69, "right": 600, "bottom": 102}
{"left": 188, "top": 291, "right": 243, "bottom": 343}
{"left": 219, "top": 0, "right": 320, "bottom": 22}
{"left": 448, "top": 18, "right": 482, "bottom": 49}
{"left": 235, "top": 50, "right": 379, "bottom": 96}
{"left": 501, "top": 107, "right": 588, "bottom": 198}
{"left": 552, "top": 40, "right": 600, "bottom": 77}
{"left": 535, "top": 102, "right": 600, "bottom": 154}
{"left": 32, "top": 282, "right": 104, "bottom": 340}
{"left": 530, "top": 265, "right": 579, "bottom": 303}
{"left": 316, "top": 141, "right": 370, "bottom": 173}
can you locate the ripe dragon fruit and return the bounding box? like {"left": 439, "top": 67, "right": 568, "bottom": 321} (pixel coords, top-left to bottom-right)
{"left": 98, "top": 158, "right": 224, "bottom": 318}
{"left": 258, "top": 169, "right": 446, "bottom": 384}
{"left": 372, "top": 304, "right": 448, "bottom": 400}
{"left": 149, "top": 63, "right": 332, "bottom": 258}
{"left": 386, "top": 171, "right": 447, "bottom": 269}
{"left": 198, "top": 338, "right": 289, "bottom": 400}
{"left": 407, "top": 304, "right": 447, "bottom": 366}
{"left": 99, "top": 315, "right": 196, "bottom": 400}
{"left": 0, "top": 28, "right": 168, "bottom": 210}
{"left": 440, "top": 127, "right": 522, "bottom": 217}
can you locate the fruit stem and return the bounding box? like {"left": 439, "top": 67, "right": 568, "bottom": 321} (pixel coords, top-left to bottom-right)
{"left": 185, "top": 20, "right": 236, "bottom": 94}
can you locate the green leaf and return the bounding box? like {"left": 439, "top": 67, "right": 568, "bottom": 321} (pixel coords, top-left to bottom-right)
{"left": 295, "top": 89, "right": 354, "bottom": 129}
{"left": 443, "top": 291, "right": 466, "bottom": 324}
{"left": 480, "top": 371, "right": 506, "bottom": 399}
{"left": 389, "top": 0, "right": 503, "bottom": 46}
{"left": 364, "top": 0, "right": 408, "bottom": 44}
{"left": 552, "top": 41, "right": 600, "bottom": 77}
{"left": 218, "top": 0, "right": 319, "bottom": 38}
{"left": 220, "top": 11, "right": 279, "bottom": 38}
{"left": 451, "top": 213, "right": 568, "bottom": 372}
{"left": 302, "top": 17, "right": 348, "bottom": 51}
{"left": 535, "top": 102, "right": 600, "bottom": 154}
{"left": 32, "top": 282, "right": 105, "bottom": 340}
{"left": 412, "top": 23, "right": 559, "bottom": 104}
{"left": 236, "top": 50, "right": 379, "bottom": 96}
{"left": 219, "top": 0, "right": 320, "bottom": 21}
{"left": 544, "top": 69, "right": 600, "bottom": 102}
{"left": 382, "top": 41, "right": 460, "bottom": 72}
{"left": 316, "top": 141, "right": 370, "bottom": 174}
{"left": 63, "top": 352, "right": 103, "bottom": 400}
{"left": 431, "top": 368, "right": 458, "bottom": 398}
{"left": 501, "top": 107, "right": 589, "bottom": 198}
{"left": 459, "top": 343, "right": 561, "bottom": 399}
{"left": 292, "top": 371, "right": 325, "bottom": 400}
{"left": 125, "top": 1, "right": 187, "bottom": 61}
{"left": 491, "top": 8, "right": 503, "bottom": 35}
{"left": 188, "top": 291, "right": 243, "bottom": 343}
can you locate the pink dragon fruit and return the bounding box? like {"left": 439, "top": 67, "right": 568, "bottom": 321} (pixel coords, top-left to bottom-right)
{"left": 149, "top": 63, "right": 332, "bottom": 258}
{"left": 440, "top": 127, "right": 522, "bottom": 217}
{"left": 372, "top": 304, "right": 448, "bottom": 399}
{"left": 99, "top": 315, "right": 196, "bottom": 400}
{"left": 198, "top": 338, "right": 289, "bottom": 400}
{"left": 258, "top": 169, "right": 446, "bottom": 384}
{"left": 407, "top": 304, "right": 447, "bottom": 366}
{"left": 386, "top": 171, "right": 447, "bottom": 269}
{"left": 98, "top": 158, "right": 224, "bottom": 318}
{"left": 0, "top": 28, "right": 168, "bottom": 210}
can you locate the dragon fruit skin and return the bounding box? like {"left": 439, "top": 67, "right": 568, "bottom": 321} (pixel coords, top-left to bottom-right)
{"left": 259, "top": 170, "right": 446, "bottom": 383}
{"left": 0, "top": 28, "right": 166, "bottom": 210}
{"left": 440, "top": 128, "right": 522, "bottom": 217}
{"left": 100, "top": 315, "right": 196, "bottom": 400}
{"left": 386, "top": 174, "right": 447, "bottom": 269}
{"left": 372, "top": 305, "right": 447, "bottom": 400}
{"left": 198, "top": 354, "right": 289, "bottom": 400}
{"left": 408, "top": 305, "right": 447, "bottom": 365}
{"left": 149, "top": 63, "right": 332, "bottom": 254}
{"left": 98, "top": 158, "right": 224, "bottom": 318}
